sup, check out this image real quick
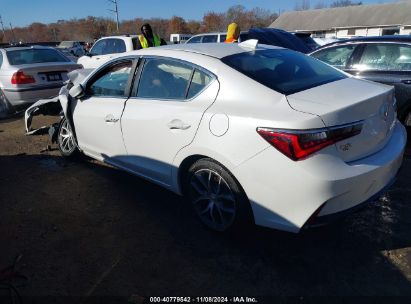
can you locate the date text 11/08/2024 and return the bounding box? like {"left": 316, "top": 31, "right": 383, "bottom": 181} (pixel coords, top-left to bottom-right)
{"left": 149, "top": 297, "right": 258, "bottom": 303}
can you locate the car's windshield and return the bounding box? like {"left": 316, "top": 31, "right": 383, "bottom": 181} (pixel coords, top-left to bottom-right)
{"left": 221, "top": 49, "right": 347, "bottom": 95}
{"left": 7, "top": 49, "right": 70, "bottom": 65}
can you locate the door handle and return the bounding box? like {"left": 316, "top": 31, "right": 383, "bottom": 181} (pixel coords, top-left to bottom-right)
{"left": 105, "top": 114, "right": 119, "bottom": 123}
{"left": 167, "top": 119, "right": 191, "bottom": 130}
{"left": 401, "top": 79, "right": 411, "bottom": 85}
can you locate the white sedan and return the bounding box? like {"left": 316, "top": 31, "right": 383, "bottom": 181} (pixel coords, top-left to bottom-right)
{"left": 25, "top": 41, "right": 406, "bottom": 233}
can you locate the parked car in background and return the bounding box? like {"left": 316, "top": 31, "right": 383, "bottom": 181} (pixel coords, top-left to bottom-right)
{"left": 56, "top": 48, "right": 78, "bottom": 62}
{"left": 290, "top": 32, "right": 320, "bottom": 51}
{"left": 186, "top": 28, "right": 311, "bottom": 53}
{"left": 186, "top": 32, "right": 230, "bottom": 44}
{"left": 77, "top": 35, "right": 140, "bottom": 69}
{"left": 310, "top": 35, "right": 411, "bottom": 126}
{"left": 313, "top": 37, "right": 340, "bottom": 47}
{"left": 57, "top": 41, "right": 85, "bottom": 57}
{"left": 25, "top": 42, "right": 405, "bottom": 233}
{"left": 247, "top": 28, "right": 311, "bottom": 53}
{"left": 0, "top": 45, "right": 82, "bottom": 118}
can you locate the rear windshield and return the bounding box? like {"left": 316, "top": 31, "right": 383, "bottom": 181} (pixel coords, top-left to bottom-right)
{"left": 7, "top": 49, "right": 70, "bottom": 65}
{"left": 221, "top": 49, "right": 346, "bottom": 95}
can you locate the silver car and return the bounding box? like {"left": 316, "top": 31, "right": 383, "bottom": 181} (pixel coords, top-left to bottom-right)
{"left": 0, "top": 45, "right": 82, "bottom": 118}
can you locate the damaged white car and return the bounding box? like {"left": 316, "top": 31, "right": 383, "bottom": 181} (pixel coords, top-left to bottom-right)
{"left": 25, "top": 43, "right": 406, "bottom": 233}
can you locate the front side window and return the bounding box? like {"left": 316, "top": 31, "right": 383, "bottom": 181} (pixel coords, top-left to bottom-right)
{"left": 135, "top": 58, "right": 193, "bottom": 100}
{"left": 202, "top": 35, "right": 218, "bottom": 43}
{"left": 310, "top": 44, "right": 356, "bottom": 69}
{"left": 223, "top": 49, "right": 347, "bottom": 95}
{"left": 7, "top": 49, "right": 70, "bottom": 65}
{"left": 88, "top": 60, "right": 133, "bottom": 97}
{"left": 355, "top": 44, "right": 411, "bottom": 71}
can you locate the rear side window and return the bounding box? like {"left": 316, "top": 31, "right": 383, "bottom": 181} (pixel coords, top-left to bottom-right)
{"left": 310, "top": 45, "right": 356, "bottom": 69}
{"left": 7, "top": 49, "right": 70, "bottom": 65}
{"left": 355, "top": 44, "right": 411, "bottom": 71}
{"left": 222, "top": 49, "right": 347, "bottom": 95}
{"left": 135, "top": 58, "right": 193, "bottom": 100}
{"left": 0, "top": 52, "right": 3, "bottom": 67}
{"left": 187, "top": 69, "right": 213, "bottom": 99}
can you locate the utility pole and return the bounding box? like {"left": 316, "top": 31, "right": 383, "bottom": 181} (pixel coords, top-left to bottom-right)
{"left": 9, "top": 22, "right": 16, "bottom": 43}
{"left": 108, "top": 0, "right": 119, "bottom": 33}
{"left": 0, "top": 15, "right": 7, "bottom": 43}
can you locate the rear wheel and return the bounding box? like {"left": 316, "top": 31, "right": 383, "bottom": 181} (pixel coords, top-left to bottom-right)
{"left": 185, "top": 158, "right": 253, "bottom": 232}
{"left": 57, "top": 117, "right": 78, "bottom": 157}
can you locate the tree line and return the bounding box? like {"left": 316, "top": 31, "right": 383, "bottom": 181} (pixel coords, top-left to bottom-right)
{"left": 1, "top": 5, "right": 277, "bottom": 44}
{"left": 294, "top": 0, "right": 362, "bottom": 11}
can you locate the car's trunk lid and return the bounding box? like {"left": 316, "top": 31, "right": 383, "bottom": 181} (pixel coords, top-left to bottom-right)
{"left": 286, "top": 78, "right": 396, "bottom": 162}
{"left": 12, "top": 62, "right": 82, "bottom": 87}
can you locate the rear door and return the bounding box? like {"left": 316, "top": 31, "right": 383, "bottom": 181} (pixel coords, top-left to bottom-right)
{"left": 351, "top": 43, "right": 411, "bottom": 119}
{"left": 120, "top": 57, "right": 218, "bottom": 186}
{"left": 73, "top": 58, "right": 136, "bottom": 161}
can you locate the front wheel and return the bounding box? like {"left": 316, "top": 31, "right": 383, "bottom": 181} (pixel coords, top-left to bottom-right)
{"left": 57, "top": 117, "right": 78, "bottom": 157}
{"left": 185, "top": 159, "right": 253, "bottom": 232}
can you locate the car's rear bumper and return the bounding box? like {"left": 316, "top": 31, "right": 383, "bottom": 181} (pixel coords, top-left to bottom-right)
{"left": 3, "top": 83, "right": 64, "bottom": 107}
{"left": 232, "top": 120, "right": 406, "bottom": 233}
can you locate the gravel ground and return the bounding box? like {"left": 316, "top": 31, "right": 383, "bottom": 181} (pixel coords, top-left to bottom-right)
{"left": 0, "top": 115, "right": 411, "bottom": 303}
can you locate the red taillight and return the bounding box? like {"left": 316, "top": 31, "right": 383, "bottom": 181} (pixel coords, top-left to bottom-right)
{"left": 11, "top": 71, "right": 35, "bottom": 84}
{"left": 257, "top": 122, "right": 363, "bottom": 161}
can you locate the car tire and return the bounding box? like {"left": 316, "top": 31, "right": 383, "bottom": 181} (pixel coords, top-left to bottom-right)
{"left": 185, "top": 158, "right": 253, "bottom": 232}
{"left": 57, "top": 117, "right": 79, "bottom": 157}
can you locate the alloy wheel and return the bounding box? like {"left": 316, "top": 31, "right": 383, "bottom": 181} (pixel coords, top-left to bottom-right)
{"left": 189, "top": 168, "right": 237, "bottom": 231}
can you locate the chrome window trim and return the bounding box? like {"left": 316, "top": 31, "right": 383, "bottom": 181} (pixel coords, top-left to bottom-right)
{"left": 128, "top": 55, "right": 216, "bottom": 102}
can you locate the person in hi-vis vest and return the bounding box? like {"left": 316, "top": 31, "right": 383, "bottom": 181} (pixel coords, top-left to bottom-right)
{"left": 224, "top": 23, "right": 240, "bottom": 43}
{"left": 136, "top": 23, "right": 167, "bottom": 49}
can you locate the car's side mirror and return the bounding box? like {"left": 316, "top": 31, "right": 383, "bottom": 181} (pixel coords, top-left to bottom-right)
{"left": 69, "top": 84, "right": 85, "bottom": 99}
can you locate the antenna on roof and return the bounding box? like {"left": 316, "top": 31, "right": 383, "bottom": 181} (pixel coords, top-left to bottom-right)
{"left": 238, "top": 39, "right": 258, "bottom": 50}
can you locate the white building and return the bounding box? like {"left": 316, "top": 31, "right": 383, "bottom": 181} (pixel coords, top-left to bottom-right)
{"left": 270, "top": 2, "right": 411, "bottom": 39}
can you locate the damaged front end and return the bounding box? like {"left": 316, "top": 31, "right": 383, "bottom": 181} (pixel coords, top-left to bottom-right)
{"left": 24, "top": 69, "right": 93, "bottom": 142}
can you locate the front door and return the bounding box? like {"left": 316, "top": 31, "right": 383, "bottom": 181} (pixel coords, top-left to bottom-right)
{"left": 73, "top": 59, "right": 135, "bottom": 162}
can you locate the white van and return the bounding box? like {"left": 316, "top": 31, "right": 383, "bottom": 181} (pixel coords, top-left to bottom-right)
{"left": 186, "top": 32, "right": 249, "bottom": 44}
{"left": 170, "top": 34, "right": 193, "bottom": 44}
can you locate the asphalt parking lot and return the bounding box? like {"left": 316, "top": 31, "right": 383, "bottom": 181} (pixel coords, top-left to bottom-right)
{"left": 1, "top": 115, "right": 411, "bottom": 303}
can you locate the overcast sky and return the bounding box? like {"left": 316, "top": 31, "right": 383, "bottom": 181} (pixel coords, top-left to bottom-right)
{"left": 0, "top": 0, "right": 400, "bottom": 28}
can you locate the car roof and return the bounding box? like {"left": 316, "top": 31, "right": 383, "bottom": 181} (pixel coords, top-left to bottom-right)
{"left": 1, "top": 45, "right": 54, "bottom": 52}
{"left": 130, "top": 42, "right": 283, "bottom": 59}
{"left": 318, "top": 35, "right": 411, "bottom": 49}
